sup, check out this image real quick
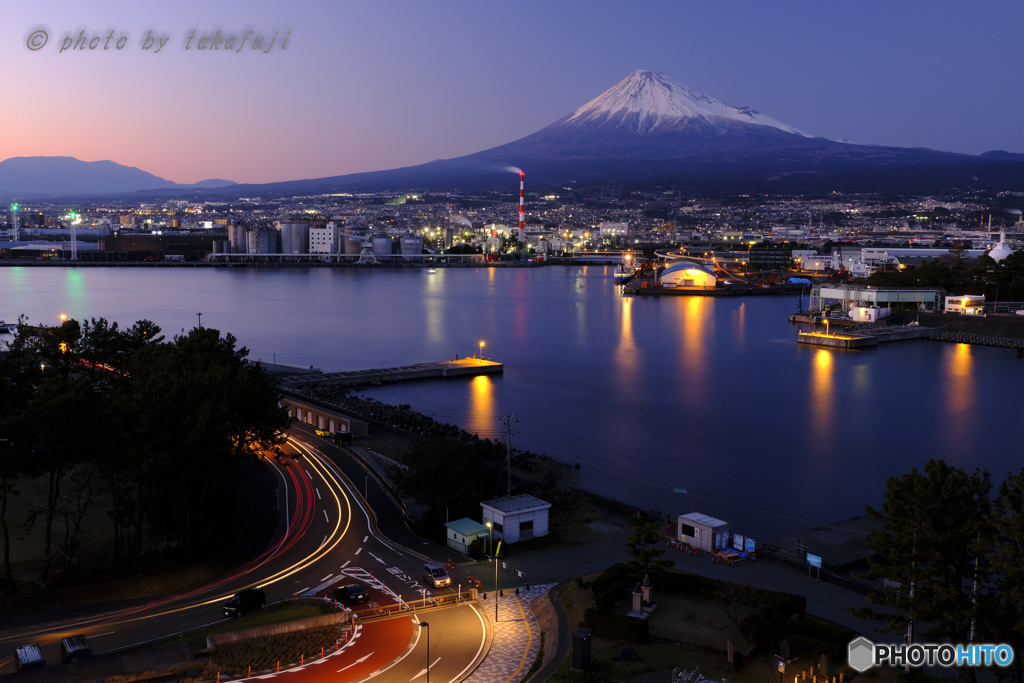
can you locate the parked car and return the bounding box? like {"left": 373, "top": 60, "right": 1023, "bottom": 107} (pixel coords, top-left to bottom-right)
{"left": 422, "top": 562, "right": 451, "bottom": 588}
{"left": 60, "top": 634, "right": 94, "bottom": 664}
{"left": 334, "top": 583, "right": 369, "bottom": 606}
{"left": 223, "top": 588, "right": 266, "bottom": 617}
{"left": 15, "top": 644, "right": 45, "bottom": 671}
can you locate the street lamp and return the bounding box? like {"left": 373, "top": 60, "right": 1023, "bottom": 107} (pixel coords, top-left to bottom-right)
{"left": 486, "top": 521, "right": 492, "bottom": 556}
{"left": 479, "top": 340, "right": 485, "bottom": 359}
{"left": 494, "top": 540, "right": 500, "bottom": 622}
{"left": 418, "top": 622, "right": 430, "bottom": 683}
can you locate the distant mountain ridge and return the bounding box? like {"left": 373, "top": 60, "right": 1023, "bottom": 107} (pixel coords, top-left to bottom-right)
{"left": 217, "top": 69, "right": 1024, "bottom": 196}
{"left": 0, "top": 156, "right": 236, "bottom": 199}
{"left": 6, "top": 71, "right": 1024, "bottom": 199}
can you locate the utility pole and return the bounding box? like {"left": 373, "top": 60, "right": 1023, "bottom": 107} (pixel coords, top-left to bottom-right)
{"left": 501, "top": 414, "right": 517, "bottom": 498}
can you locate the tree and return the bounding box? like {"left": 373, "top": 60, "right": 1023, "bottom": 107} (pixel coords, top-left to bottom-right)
{"left": 624, "top": 514, "right": 673, "bottom": 582}
{"left": 853, "top": 459, "right": 991, "bottom": 682}
{"left": 986, "top": 469, "right": 1024, "bottom": 683}
{"left": 393, "top": 436, "right": 502, "bottom": 532}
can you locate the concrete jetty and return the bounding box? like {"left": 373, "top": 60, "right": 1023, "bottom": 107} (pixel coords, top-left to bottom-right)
{"left": 797, "top": 326, "right": 925, "bottom": 349}
{"left": 278, "top": 357, "right": 502, "bottom": 390}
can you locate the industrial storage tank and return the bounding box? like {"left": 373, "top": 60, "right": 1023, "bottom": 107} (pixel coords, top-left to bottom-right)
{"left": 278, "top": 223, "right": 309, "bottom": 254}
{"left": 400, "top": 235, "right": 423, "bottom": 258}
{"left": 227, "top": 222, "right": 247, "bottom": 253}
{"left": 372, "top": 236, "right": 393, "bottom": 257}
{"left": 344, "top": 234, "right": 364, "bottom": 255}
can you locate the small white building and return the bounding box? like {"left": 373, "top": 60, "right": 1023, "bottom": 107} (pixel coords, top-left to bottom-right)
{"left": 677, "top": 512, "right": 730, "bottom": 553}
{"left": 480, "top": 495, "right": 551, "bottom": 544}
{"left": 945, "top": 295, "right": 985, "bottom": 316}
{"left": 849, "top": 306, "right": 890, "bottom": 322}
{"left": 445, "top": 518, "right": 490, "bottom": 556}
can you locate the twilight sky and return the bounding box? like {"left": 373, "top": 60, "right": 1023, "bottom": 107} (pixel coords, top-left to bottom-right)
{"left": 3, "top": 1, "right": 1022, "bottom": 185}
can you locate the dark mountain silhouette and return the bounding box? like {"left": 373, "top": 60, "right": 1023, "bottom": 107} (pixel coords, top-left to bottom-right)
{"left": 0, "top": 156, "right": 236, "bottom": 199}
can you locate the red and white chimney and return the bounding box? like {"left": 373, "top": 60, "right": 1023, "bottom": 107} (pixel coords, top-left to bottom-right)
{"left": 518, "top": 171, "right": 525, "bottom": 240}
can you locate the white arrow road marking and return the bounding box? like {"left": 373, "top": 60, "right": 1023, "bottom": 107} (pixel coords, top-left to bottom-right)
{"left": 412, "top": 658, "right": 442, "bottom": 680}
{"left": 337, "top": 653, "right": 372, "bottom": 673}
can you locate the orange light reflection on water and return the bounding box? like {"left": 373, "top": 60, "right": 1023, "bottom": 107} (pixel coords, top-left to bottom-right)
{"left": 467, "top": 374, "right": 496, "bottom": 438}
{"left": 613, "top": 295, "right": 638, "bottom": 393}
{"left": 680, "top": 296, "right": 709, "bottom": 387}
{"left": 944, "top": 343, "right": 973, "bottom": 450}
{"left": 809, "top": 348, "right": 834, "bottom": 443}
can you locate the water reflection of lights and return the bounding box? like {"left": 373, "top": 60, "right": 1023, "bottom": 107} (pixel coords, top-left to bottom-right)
{"left": 425, "top": 269, "right": 445, "bottom": 345}
{"left": 945, "top": 343, "right": 973, "bottom": 448}
{"left": 613, "top": 296, "right": 638, "bottom": 394}
{"left": 809, "top": 348, "right": 834, "bottom": 442}
{"left": 680, "top": 297, "right": 709, "bottom": 387}
{"left": 467, "top": 375, "right": 495, "bottom": 437}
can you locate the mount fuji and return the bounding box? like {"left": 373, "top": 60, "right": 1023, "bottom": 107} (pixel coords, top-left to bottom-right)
{"left": 73, "top": 70, "right": 1024, "bottom": 199}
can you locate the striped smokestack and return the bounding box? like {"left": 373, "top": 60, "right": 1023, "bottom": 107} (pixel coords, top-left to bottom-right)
{"left": 518, "top": 171, "right": 525, "bottom": 236}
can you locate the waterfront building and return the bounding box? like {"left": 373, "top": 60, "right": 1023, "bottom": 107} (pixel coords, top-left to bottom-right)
{"left": 659, "top": 259, "right": 717, "bottom": 289}
{"left": 480, "top": 495, "right": 551, "bottom": 544}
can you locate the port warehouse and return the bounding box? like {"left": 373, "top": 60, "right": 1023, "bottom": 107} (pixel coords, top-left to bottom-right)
{"left": 810, "top": 285, "right": 945, "bottom": 314}
{"left": 279, "top": 395, "right": 368, "bottom": 439}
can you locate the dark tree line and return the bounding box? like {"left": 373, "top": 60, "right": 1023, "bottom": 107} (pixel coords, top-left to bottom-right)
{"left": 854, "top": 459, "right": 1024, "bottom": 683}
{"left": 865, "top": 250, "right": 1024, "bottom": 301}
{"left": 0, "top": 317, "right": 290, "bottom": 590}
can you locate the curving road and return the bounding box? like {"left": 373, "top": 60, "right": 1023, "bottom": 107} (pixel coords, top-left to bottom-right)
{"left": 0, "top": 426, "right": 490, "bottom": 680}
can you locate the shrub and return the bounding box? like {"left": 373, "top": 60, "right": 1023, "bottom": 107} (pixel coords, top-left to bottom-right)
{"left": 590, "top": 563, "right": 628, "bottom": 596}
{"left": 583, "top": 608, "right": 649, "bottom": 643}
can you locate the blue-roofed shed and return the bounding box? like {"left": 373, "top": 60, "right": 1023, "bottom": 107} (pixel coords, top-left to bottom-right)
{"left": 446, "top": 518, "right": 490, "bottom": 556}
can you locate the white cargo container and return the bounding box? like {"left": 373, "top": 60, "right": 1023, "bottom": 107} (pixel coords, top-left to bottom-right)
{"left": 677, "top": 512, "right": 730, "bottom": 552}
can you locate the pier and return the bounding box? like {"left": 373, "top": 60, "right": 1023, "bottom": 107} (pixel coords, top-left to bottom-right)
{"left": 277, "top": 357, "right": 502, "bottom": 390}
{"left": 797, "top": 327, "right": 926, "bottom": 349}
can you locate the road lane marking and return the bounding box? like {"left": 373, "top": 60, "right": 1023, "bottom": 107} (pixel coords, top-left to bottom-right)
{"left": 341, "top": 560, "right": 351, "bottom": 568}
{"left": 321, "top": 574, "right": 334, "bottom": 582}
{"left": 453, "top": 603, "right": 490, "bottom": 682}
{"left": 323, "top": 510, "right": 329, "bottom": 523}
{"left": 337, "top": 653, "right": 372, "bottom": 673}
{"left": 294, "top": 587, "right": 310, "bottom": 595}
{"left": 412, "top": 657, "right": 442, "bottom": 680}
{"left": 369, "top": 551, "right": 385, "bottom": 564}
{"left": 316, "top": 488, "right": 321, "bottom": 500}
{"left": 363, "top": 535, "right": 368, "bottom": 542}
{"left": 355, "top": 547, "right": 362, "bottom": 555}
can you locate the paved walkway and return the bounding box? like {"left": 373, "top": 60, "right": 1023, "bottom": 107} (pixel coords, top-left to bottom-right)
{"left": 465, "top": 584, "right": 555, "bottom": 683}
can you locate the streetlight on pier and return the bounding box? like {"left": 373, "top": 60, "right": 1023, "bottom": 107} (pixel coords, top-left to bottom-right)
{"left": 479, "top": 340, "right": 485, "bottom": 359}
{"left": 418, "top": 622, "right": 430, "bottom": 683}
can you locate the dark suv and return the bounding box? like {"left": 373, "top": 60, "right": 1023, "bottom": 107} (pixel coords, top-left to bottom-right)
{"left": 223, "top": 588, "right": 266, "bottom": 617}
{"left": 334, "top": 583, "right": 369, "bottom": 606}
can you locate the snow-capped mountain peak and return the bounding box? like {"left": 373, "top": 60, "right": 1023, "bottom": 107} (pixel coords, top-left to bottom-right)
{"left": 565, "top": 69, "right": 812, "bottom": 137}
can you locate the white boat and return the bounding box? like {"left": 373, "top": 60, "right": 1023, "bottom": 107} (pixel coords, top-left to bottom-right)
{"left": 0, "top": 321, "right": 17, "bottom": 334}
{"left": 613, "top": 251, "right": 635, "bottom": 283}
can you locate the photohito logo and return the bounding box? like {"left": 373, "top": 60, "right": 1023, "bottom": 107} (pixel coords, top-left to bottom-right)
{"left": 848, "top": 637, "right": 1014, "bottom": 672}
